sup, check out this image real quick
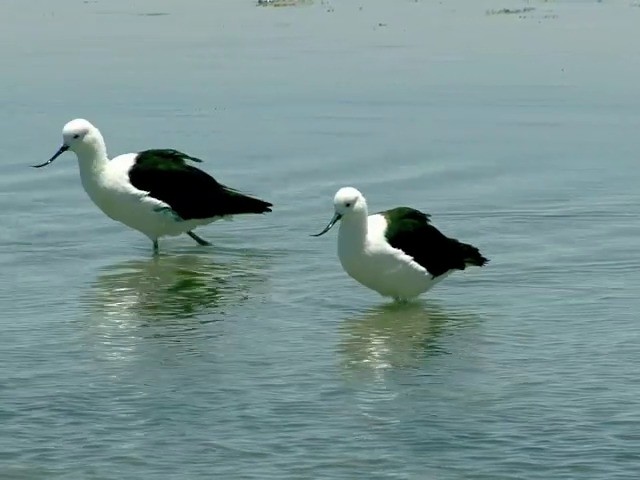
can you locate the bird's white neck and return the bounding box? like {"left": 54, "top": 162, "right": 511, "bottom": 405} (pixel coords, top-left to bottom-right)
{"left": 338, "top": 211, "right": 368, "bottom": 251}
{"left": 73, "top": 139, "right": 109, "bottom": 182}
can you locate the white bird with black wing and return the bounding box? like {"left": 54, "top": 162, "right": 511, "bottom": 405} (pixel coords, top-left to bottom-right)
{"left": 34, "top": 119, "right": 272, "bottom": 253}
{"left": 312, "top": 187, "right": 488, "bottom": 301}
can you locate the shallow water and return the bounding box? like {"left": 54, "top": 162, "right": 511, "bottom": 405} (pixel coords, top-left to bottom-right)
{"left": 2, "top": 0, "right": 640, "bottom": 478}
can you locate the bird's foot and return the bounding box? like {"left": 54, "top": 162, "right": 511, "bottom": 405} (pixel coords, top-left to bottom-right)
{"left": 187, "top": 231, "right": 211, "bottom": 246}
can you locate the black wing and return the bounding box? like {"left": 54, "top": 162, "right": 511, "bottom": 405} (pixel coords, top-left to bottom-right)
{"left": 382, "top": 207, "right": 488, "bottom": 278}
{"left": 129, "top": 149, "right": 272, "bottom": 220}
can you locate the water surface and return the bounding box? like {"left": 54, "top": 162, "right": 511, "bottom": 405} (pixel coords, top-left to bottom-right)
{"left": 1, "top": 0, "right": 640, "bottom": 478}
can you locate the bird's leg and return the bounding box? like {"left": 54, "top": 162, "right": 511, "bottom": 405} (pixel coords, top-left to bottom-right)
{"left": 187, "top": 231, "right": 211, "bottom": 246}
{"left": 152, "top": 239, "right": 159, "bottom": 254}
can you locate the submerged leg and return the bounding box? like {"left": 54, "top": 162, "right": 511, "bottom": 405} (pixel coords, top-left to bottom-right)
{"left": 392, "top": 296, "right": 410, "bottom": 304}
{"left": 187, "top": 230, "right": 211, "bottom": 246}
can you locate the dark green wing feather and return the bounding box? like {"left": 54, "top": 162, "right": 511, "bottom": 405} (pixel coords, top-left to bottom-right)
{"left": 382, "top": 207, "right": 487, "bottom": 277}
{"left": 129, "top": 149, "right": 272, "bottom": 220}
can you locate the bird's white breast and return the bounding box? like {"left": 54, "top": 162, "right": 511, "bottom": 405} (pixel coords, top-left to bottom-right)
{"left": 78, "top": 153, "right": 178, "bottom": 238}
{"left": 337, "top": 214, "right": 439, "bottom": 299}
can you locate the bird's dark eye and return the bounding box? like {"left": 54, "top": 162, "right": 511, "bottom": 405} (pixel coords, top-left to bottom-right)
{"left": 345, "top": 202, "right": 352, "bottom": 208}
{"left": 73, "top": 134, "right": 80, "bottom": 139}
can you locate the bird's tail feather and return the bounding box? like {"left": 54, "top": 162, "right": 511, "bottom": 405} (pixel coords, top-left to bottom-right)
{"left": 225, "top": 189, "right": 273, "bottom": 215}
{"left": 460, "top": 242, "right": 489, "bottom": 267}
{"left": 240, "top": 196, "right": 273, "bottom": 215}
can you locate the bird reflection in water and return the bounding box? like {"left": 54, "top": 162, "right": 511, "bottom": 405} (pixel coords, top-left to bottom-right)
{"left": 75, "top": 251, "right": 266, "bottom": 371}
{"left": 85, "top": 251, "right": 269, "bottom": 324}
{"left": 338, "top": 301, "right": 480, "bottom": 377}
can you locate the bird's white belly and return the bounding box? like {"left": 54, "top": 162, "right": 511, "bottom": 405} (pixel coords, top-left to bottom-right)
{"left": 339, "top": 247, "right": 446, "bottom": 299}
{"left": 83, "top": 180, "right": 204, "bottom": 239}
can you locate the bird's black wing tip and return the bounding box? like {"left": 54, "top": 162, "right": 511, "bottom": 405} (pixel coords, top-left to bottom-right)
{"left": 260, "top": 201, "right": 273, "bottom": 214}
{"left": 459, "top": 241, "right": 489, "bottom": 268}
{"left": 185, "top": 154, "right": 203, "bottom": 163}
{"left": 468, "top": 252, "right": 489, "bottom": 268}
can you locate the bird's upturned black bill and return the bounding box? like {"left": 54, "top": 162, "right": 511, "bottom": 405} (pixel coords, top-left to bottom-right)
{"left": 32, "top": 145, "right": 69, "bottom": 168}
{"left": 311, "top": 213, "right": 342, "bottom": 237}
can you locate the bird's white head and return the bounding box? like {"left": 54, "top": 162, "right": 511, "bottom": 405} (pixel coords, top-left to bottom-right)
{"left": 33, "top": 118, "right": 106, "bottom": 169}
{"left": 332, "top": 187, "right": 367, "bottom": 217}
{"left": 312, "top": 187, "right": 368, "bottom": 237}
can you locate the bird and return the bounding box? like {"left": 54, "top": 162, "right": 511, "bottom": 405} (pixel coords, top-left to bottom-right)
{"left": 312, "top": 187, "right": 488, "bottom": 301}
{"left": 33, "top": 119, "right": 272, "bottom": 253}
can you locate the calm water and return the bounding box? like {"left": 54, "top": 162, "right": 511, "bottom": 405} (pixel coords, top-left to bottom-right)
{"left": 2, "top": 0, "right": 640, "bottom": 478}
